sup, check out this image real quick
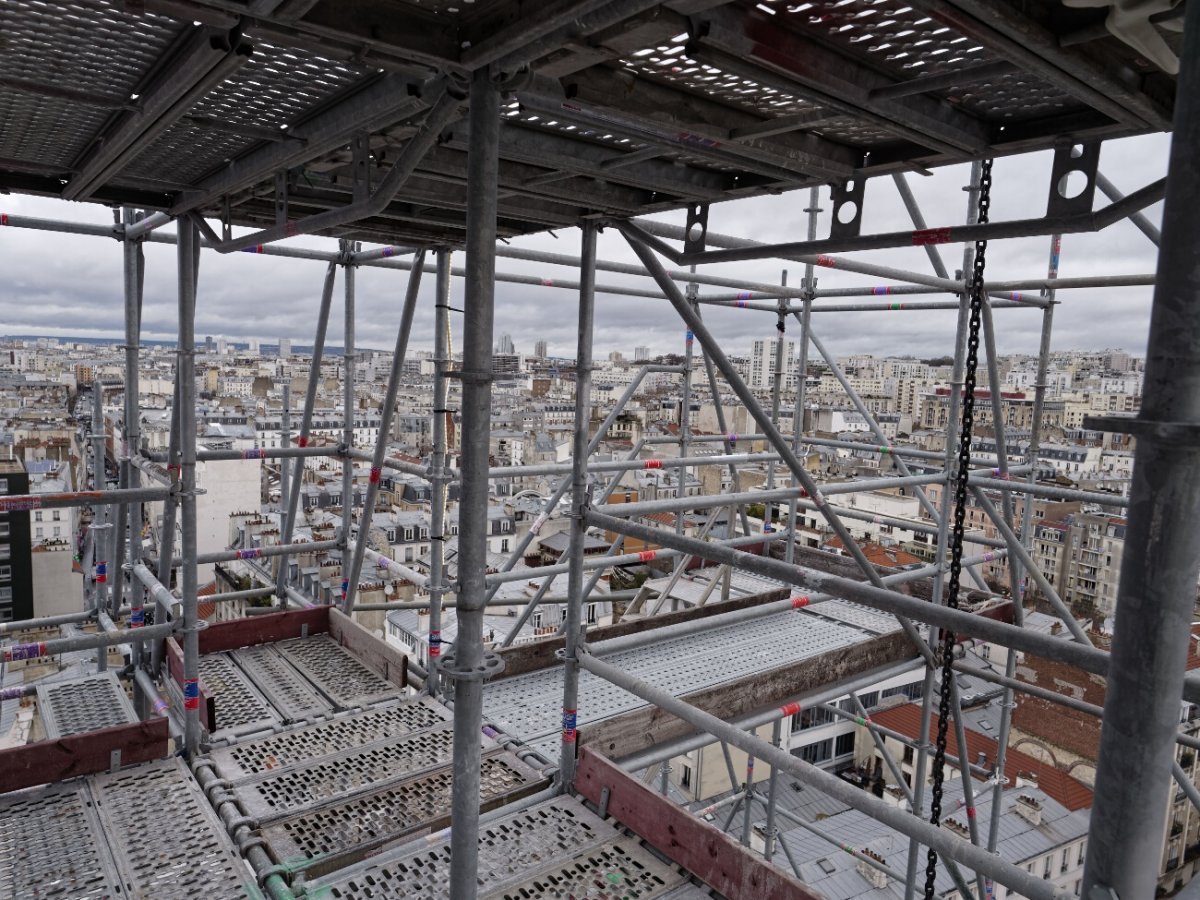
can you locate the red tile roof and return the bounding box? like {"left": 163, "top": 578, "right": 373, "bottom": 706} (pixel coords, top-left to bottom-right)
{"left": 871, "top": 703, "right": 1094, "bottom": 811}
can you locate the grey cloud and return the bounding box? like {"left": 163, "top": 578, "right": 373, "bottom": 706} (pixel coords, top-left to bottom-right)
{"left": 0, "top": 132, "right": 1167, "bottom": 361}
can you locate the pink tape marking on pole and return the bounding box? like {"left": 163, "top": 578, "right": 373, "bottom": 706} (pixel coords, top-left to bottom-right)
{"left": 296, "top": 435, "right": 309, "bottom": 448}
{"left": 236, "top": 548, "right": 262, "bottom": 560}
{"left": 966, "top": 806, "right": 977, "bottom": 819}
{"left": 791, "top": 595, "right": 810, "bottom": 609}
{"left": 912, "top": 227, "right": 952, "bottom": 246}
{"left": 643, "top": 459, "right": 663, "bottom": 469}
{"left": 816, "top": 255, "right": 836, "bottom": 268}
{"left": 638, "top": 550, "right": 657, "bottom": 562}
{"left": 3, "top": 642, "right": 48, "bottom": 663}
{"left": 0, "top": 496, "right": 41, "bottom": 512}
{"left": 872, "top": 286, "right": 891, "bottom": 295}
{"left": 779, "top": 701, "right": 802, "bottom": 717}
{"left": 369, "top": 467, "right": 382, "bottom": 484}
{"left": 429, "top": 631, "right": 441, "bottom": 657}
{"left": 382, "top": 246, "right": 397, "bottom": 258}
{"left": 541, "top": 277, "right": 554, "bottom": 287}
{"left": 0, "top": 214, "right": 8, "bottom": 226}
{"left": 151, "top": 697, "right": 168, "bottom": 715}
{"left": 243, "top": 448, "right": 265, "bottom": 460}
{"left": 562, "top": 708, "right": 578, "bottom": 743}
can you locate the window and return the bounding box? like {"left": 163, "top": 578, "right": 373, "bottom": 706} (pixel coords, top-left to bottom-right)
{"left": 559, "top": 607, "right": 568, "bottom": 624}
{"left": 903, "top": 745, "right": 914, "bottom": 765}
{"left": 1061, "top": 848, "right": 1069, "bottom": 873}
{"left": 0, "top": 587, "right": 11, "bottom": 602}
{"left": 0, "top": 566, "right": 10, "bottom": 580}
{"left": 586, "top": 603, "right": 598, "bottom": 625}
{"left": 531, "top": 612, "right": 543, "bottom": 628}
{"left": 681, "top": 764, "right": 692, "bottom": 789}
{"left": 34, "top": 511, "right": 42, "bottom": 522}
{"left": 34, "top": 528, "right": 43, "bottom": 539}
{"left": 835, "top": 733, "right": 855, "bottom": 758}
{"left": 1078, "top": 841, "right": 1086, "bottom": 867}
{"left": 53, "top": 526, "right": 61, "bottom": 537}
{"left": 0, "top": 479, "right": 6, "bottom": 491}
{"left": 798, "top": 739, "right": 832, "bottom": 765}
{"left": 52, "top": 510, "right": 60, "bottom": 521}
{"left": 1043, "top": 856, "right": 1052, "bottom": 879}
{"left": 500, "top": 538, "right": 509, "bottom": 553}
{"left": 0, "top": 523, "right": 8, "bottom": 538}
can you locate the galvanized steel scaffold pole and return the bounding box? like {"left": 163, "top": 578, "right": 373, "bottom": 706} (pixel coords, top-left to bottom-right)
{"left": 988, "top": 233, "right": 1061, "bottom": 858}
{"left": 1085, "top": 6, "right": 1200, "bottom": 897}
{"left": 427, "top": 248, "right": 453, "bottom": 696}
{"left": 119, "top": 208, "right": 148, "bottom": 661}
{"left": 620, "top": 220, "right": 938, "bottom": 672}
{"left": 150, "top": 350, "right": 183, "bottom": 675}
{"left": 177, "top": 216, "right": 202, "bottom": 756}
{"left": 340, "top": 239, "right": 356, "bottom": 606}
{"left": 342, "top": 249, "right": 427, "bottom": 611}
{"left": 905, "top": 159, "right": 978, "bottom": 900}
{"left": 560, "top": 220, "right": 597, "bottom": 789}
{"left": 446, "top": 67, "right": 500, "bottom": 900}
{"left": 275, "top": 262, "right": 337, "bottom": 605}
{"left": 786, "top": 186, "right": 819, "bottom": 566}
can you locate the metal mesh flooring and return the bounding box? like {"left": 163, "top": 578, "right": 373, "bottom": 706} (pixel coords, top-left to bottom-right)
{"left": 198, "top": 634, "right": 404, "bottom": 743}
{"left": 260, "top": 751, "right": 544, "bottom": 877}
{"left": 209, "top": 699, "right": 450, "bottom": 779}
{"left": 485, "top": 607, "right": 880, "bottom": 759}
{"left": 231, "top": 641, "right": 335, "bottom": 721}
{"left": 0, "top": 780, "right": 122, "bottom": 899}
{"left": 309, "top": 796, "right": 687, "bottom": 899}
{"left": 198, "top": 652, "right": 279, "bottom": 736}
{"left": 0, "top": 1, "right": 1173, "bottom": 244}
{"left": 36, "top": 670, "right": 137, "bottom": 738}
{"left": 230, "top": 722, "right": 462, "bottom": 821}
{"left": 91, "top": 758, "right": 254, "bottom": 898}
{"left": 274, "top": 634, "right": 401, "bottom": 708}
{"left": 0, "top": 758, "right": 255, "bottom": 899}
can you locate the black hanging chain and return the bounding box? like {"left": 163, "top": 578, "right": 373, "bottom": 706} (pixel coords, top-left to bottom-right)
{"left": 923, "top": 159, "right": 993, "bottom": 900}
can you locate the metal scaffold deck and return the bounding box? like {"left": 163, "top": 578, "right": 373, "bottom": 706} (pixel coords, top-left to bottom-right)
{"left": 0, "top": 1, "right": 1196, "bottom": 899}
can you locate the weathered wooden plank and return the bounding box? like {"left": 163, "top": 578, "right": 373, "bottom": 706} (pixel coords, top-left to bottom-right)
{"left": 0, "top": 719, "right": 169, "bottom": 794}
{"left": 579, "top": 630, "right": 916, "bottom": 759}
{"left": 197, "top": 606, "right": 331, "bottom": 655}
{"left": 575, "top": 748, "right": 822, "bottom": 900}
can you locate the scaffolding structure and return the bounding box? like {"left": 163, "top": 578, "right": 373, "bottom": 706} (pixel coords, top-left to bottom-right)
{"left": 0, "top": 2, "right": 1196, "bottom": 899}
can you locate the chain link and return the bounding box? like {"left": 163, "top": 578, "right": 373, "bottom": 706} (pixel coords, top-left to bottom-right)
{"left": 924, "top": 159, "right": 993, "bottom": 900}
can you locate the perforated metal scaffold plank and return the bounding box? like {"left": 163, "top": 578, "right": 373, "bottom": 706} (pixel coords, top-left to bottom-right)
{"left": 259, "top": 751, "right": 547, "bottom": 878}
{"left": 0, "top": 780, "right": 123, "bottom": 899}
{"left": 275, "top": 634, "right": 401, "bottom": 708}
{"left": 91, "top": 757, "right": 256, "bottom": 899}
{"left": 198, "top": 652, "right": 279, "bottom": 737}
{"left": 228, "top": 721, "right": 473, "bottom": 823}
{"left": 307, "top": 797, "right": 683, "bottom": 899}
{"left": 36, "top": 670, "right": 137, "bottom": 738}
{"left": 484, "top": 608, "right": 872, "bottom": 758}
{"left": 231, "top": 642, "right": 336, "bottom": 721}
{"left": 208, "top": 698, "right": 451, "bottom": 780}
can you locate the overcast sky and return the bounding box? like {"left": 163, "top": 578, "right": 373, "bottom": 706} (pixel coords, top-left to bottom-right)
{"left": 0, "top": 132, "right": 1168, "bottom": 361}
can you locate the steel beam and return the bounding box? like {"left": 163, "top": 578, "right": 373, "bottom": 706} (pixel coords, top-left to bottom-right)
{"left": 1084, "top": 7, "right": 1200, "bottom": 897}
